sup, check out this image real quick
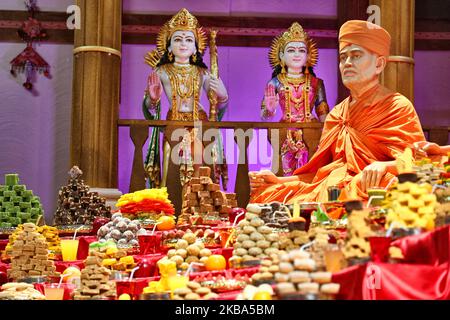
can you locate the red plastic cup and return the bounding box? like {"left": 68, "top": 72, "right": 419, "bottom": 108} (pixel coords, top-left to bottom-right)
{"left": 138, "top": 234, "right": 162, "bottom": 255}
{"left": 116, "top": 279, "right": 148, "bottom": 300}
{"left": 369, "top": 236, "right": 392, "bottom": 263}
{"left": 229, "top": 208, "right": 246, "bottom": 225}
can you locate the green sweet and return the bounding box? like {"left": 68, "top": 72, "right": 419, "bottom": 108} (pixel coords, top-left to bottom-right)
{"left": 11, "top": 196, "right": 22, "bottom": 204}
{"left": 3, "top": 191, "right": 14, "bottom": 198}
{"left": 2, "top": 202, "right": 13, "bottom": 209}
{"left": 0, "top": 222, "right": 12, "bottom": 228}
{"left": 22, "top": 190, "right": 33, "bottom": 198}
{"left": 31, "top": 201, "right": 41, "bottom": 208}
{"left": 30, "top": 208, "right": 40, "bottom": 217}
{"left": 0, "top": 197, "right": 4, "bottom": 202}
{"left": 5, "top": 174, "right": 19, "bottom": 186}
{"left": 13, "top": 185, "right": 26, "bottom": 193}
{"left": 20, "top": 202, "right": 32, "bottom": 209}
{"left": 20, "top": 212, "right": 31, "bottom": 220}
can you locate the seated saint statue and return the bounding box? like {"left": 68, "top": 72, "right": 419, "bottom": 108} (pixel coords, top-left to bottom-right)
{"left": 143, "top": 8, "right": 229, "bottom": 188}
{"left": 261, "top": 22, "right": 329, "bottom": 176}
{"left": 249, "top": 20, "right": 426, "bottom": 203}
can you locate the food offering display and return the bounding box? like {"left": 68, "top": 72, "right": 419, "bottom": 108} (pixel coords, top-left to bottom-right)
{"left": 384, "top": 179, "right": 437, "bottom": 231}
{"left": 0, "top": 173, "right": 43, "bottom": 231}
{"left": 178, "top": 167, "right": 237, "bottom": 225}
{"left": 53, "top": 166, "right": 111, "bottom": 232}
{"left": 4, "top": 225, "right": 61, "bottom": 261}
{"left": 0, "top": 283, "right": 45, "bottom": 300}
{"left": 96, "top": 212, "right": 147, "bottom": 249}
{"left": 73, "top": 250, "right": 117, "bottom": 300}
{"left": 7, "top": 223, "right": 60, "bottom": 281}
{"left": 342, "top": 209, "right": 374, "bottom": 263}
{"left": 116, "top": 187, "right": 175, "bottom": 226}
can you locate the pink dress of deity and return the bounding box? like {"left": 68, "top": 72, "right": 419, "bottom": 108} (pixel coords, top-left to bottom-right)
{"left": 262, "top": 71, "right": 329, "bottom": 176}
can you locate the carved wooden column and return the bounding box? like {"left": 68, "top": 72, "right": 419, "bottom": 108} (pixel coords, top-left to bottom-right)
{"left": 71, "top": 0, "right": 122, "bottom": 191}
{"left": 370, "top": 0, "right": 415, "bottom": 102}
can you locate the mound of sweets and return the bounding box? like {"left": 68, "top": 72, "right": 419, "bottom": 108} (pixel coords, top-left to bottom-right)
{"left": 0, "top": 282, "right": 45, "bottom": 300}
{"left": 116, "top": 187, "right": 175, "bottom": 221}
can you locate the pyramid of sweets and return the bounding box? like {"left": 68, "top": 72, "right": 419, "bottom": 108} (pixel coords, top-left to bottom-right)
{"left": 246, "top": 203, "right": 291, "bottom": 230}
{"left": 5, "top": 224, "right": 61, "bottom": 259}
{"left": 231, "top": 210, "right": 280, "bottom": 264}
{"left": 53, "top": 166, "right": 111, "bottom": 227}
{"left": 116, "top": 187, "right": 175, "bottom": 222}
{"left": 413, "top": 159, "right": 445, "bottom": 185}
{"left": 342, "top": 210, "right": 375, "bottom": 260}
{"left": 97, "top": 212, "right": 146, "bottom": 247}
{"left": 384, "top": 180, "right": 437, "bottom": 230}
{"left": 178, "top": 167, "right": 237, "bottom": 225}
{"left": 272, "top": 249, "right": 340, "bottom": 299}
{"left": 0, "top": 173, "right": 43, "bottom": 229}
{"left": 166, "top": 231, "right": 211, "bottom": 271}
{"left": 7, "top": 223, "right": 60, "bottom": 281}
{"left": 73, "top": 251, "right": 116, "bottom": 300}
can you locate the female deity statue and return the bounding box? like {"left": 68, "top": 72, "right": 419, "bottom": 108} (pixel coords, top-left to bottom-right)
{"left": 261, "top": 22, "right": 330, "bottom": 176}
{"left": 142, "top": 8, "right": 229, "bottom": 188}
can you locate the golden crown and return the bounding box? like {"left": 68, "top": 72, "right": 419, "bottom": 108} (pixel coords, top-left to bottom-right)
{"left": 269, "top": 22, "right": 318, "bottom": 69}
{"left": 145, "top": 8, "right": 207, "bottom": 68}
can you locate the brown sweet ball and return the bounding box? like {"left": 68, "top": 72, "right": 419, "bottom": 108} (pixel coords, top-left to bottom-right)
{"left": 185, "top": 256, "right": 200, "bottom": 264}
{"left": 203, "top": 293, "right": 219, "bottom": 300}
{"left": 242, "top": 240, "right": 257, "bottom": 249}
{"left": 320, "top": 283, "right": 340, "bottom": 295}
{"left": 250, "top": 232, "right": 265, "bottom": 242}
{"left": 185, "top": 293, "right": 201, "bottom": 300}
{"left": 200, "top": 256, "right": 209, "bottom": 264}
{"left": 199, "top": 248, "right": 212, "bottom": 257}
{"left": 180, "top": 262, "right": 190, "bottom": 271}
{"left": 237, "top": 234, "right": 250, "bottom": 242}
{"left": 174, "top": 287, "right": 192, "bottom": 296}
{"left": 297, "top": 282, "right": 319, "bottom": 295}
{"left": 175, "top": 249, "right": 188, "bottom": 259}
{"left": 195, "top": 287, "right": 211, "bottom": 296}
{"left": 248, "top": 247, "right": 263, "bottom": 256}
{"left": 279, "top": 262, "right": 294, "bottom": 274}
{"left": 175, "top": 239, "right": 189, "bottom": 250}
{"left": 187, "top": 245, "right": 201, "bottom": 257}
{"left": 170, "top": 255, "right": 184, "bottom": 266}
{"left": 234, "top": 248, "right": 248, "bottom": 257}
{"left": 187, "top": 281, "right": 201, "bottom": 290}
{"left": 182, "top": 233, "right": 197, "bottom": 245}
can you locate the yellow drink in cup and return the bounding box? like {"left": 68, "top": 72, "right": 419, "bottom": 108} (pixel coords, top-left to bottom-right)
{"left": 60, "top": 239, "right": 79, "bottom": 261}
{"left": 44, "top": 284, "right": 65, "bottom": 300}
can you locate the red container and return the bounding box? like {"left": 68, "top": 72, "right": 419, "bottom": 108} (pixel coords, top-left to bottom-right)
{"left": 116, "top": 278, "right": 148, "bottom": 300}
{"left": 229, "top": 208, "right": 246, "bottom": 225}
{"left": 138, "top": 234, "right": 162, "bottom": 255}
{"left": 369, "top": 236, "right": 392, "bottom": 263}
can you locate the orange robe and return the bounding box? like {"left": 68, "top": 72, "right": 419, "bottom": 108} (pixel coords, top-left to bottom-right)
{"left": 251, "top": 84, "right": 426, "bottom": 204}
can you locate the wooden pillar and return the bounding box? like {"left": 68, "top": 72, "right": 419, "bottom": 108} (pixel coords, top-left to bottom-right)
{"left": 370, "top": 0, "right": 415, "bottom": 102}
{"left": 337, "top": 0, "right": 370, "bottom": 103}
{"left": 71, "top": 0, "right": 122, "bottom": 188}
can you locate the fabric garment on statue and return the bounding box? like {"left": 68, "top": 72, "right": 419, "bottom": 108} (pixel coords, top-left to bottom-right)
{"left": 262, "top": 74, "right": 329, "bottom": 176}
{"left": 252, "top": 84, "right": 426, "bottom": 204}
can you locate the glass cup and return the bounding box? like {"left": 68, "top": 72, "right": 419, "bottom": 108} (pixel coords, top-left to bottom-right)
{"left": 60, "top": 239, "right": 79, "bottom": 261}
{"left": 324, "top": 244, "right": 345, "bottom": 273}
{"left": 369, "top": 236, "right": 392, "bottom": 263}
{"left": 138, "top": 234, "right": 162, "bottom": 255}
{"left": 44, "top": 283, "right": 65, "bottom": 300}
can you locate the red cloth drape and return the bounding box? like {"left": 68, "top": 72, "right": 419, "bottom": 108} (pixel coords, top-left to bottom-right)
{"left": 332, "top": 226, "right": 450, "bottom": 300}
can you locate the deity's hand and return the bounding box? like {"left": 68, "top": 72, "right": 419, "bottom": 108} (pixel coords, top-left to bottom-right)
{"left": 249, "top": 170, "right": 280, "bottom": 192}
{"left": 147, "top": 71, "right": 162, "bottom": 102}
{"left": 413, "top": 141, "right": 442, "bottom": 158}
{"left": 264, "top": 84, "right": 279, "bottom": 113}
{"left": 209, "top": 76, "right": 228, "bottom": 102}
{"left": 361, "top": 161, "right": 388, "bottom": 193}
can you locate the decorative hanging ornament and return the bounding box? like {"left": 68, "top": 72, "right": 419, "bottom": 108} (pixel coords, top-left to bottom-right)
{"left": 9, "top": 0, "right": 50, "bottom": 91}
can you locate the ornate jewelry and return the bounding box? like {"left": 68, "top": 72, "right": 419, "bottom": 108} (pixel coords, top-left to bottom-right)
{"left": 269, "top": 22, "right": 318, "bottom": 71}
{"left": 278, "top": 73, "right": 312, "bottom": 122}
{"left": 164, "top": 64, "right": 201, "bottom": 120}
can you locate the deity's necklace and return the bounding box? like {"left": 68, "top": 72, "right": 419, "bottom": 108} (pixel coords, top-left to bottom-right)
{"left": 165, "top": 63, "right": 201, "bottom": 120}
{"left": 278, "top": 73, "right": 312, "bottom": 122}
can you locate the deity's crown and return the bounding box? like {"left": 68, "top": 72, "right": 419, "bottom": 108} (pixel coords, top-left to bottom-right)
{"left": 157, "top": 8, "right": 207, "bottom": 56}
{"left": 269, "top": 22, "right": 318, "bottom": 69}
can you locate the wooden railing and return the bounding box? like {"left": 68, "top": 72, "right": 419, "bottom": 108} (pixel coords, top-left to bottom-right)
{"left": 118, "top": 120, "right": 450, "bottom": 214}
{"left": 118, "top": 120, "right": 324, "bottom": 214}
